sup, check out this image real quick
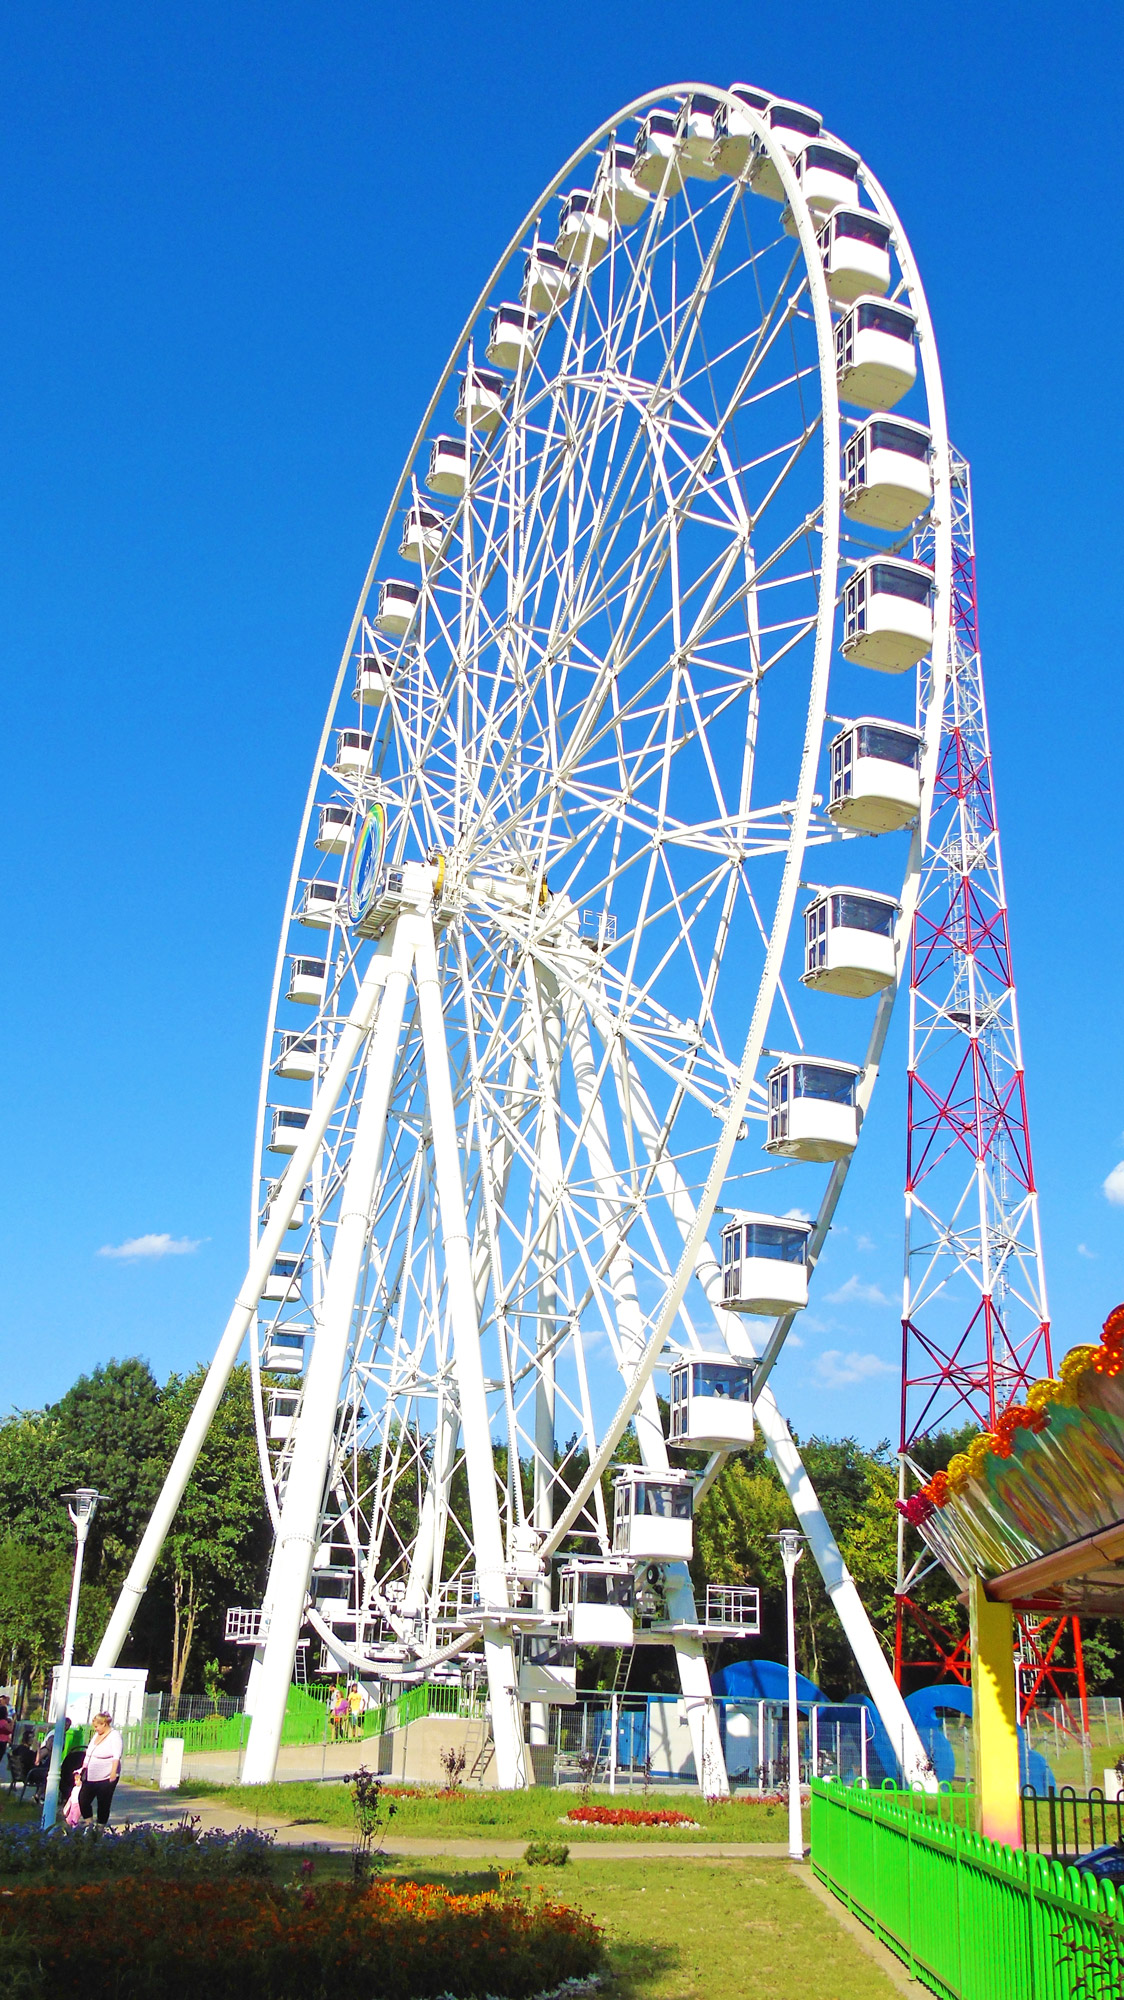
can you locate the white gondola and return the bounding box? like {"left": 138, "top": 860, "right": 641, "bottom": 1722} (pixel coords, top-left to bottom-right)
{"left": 277, "top": 1033, "right": 317, "bottom": 1081}
{"left": 559, "top": 1560, "right": 636, "bottom": 1647}
{"left": 516, "top": 1635, "right": 577, "bottom": 1705}
{"left": 818, "top": 208, "right": 891, "bottom": 304}
{"left": 802, "top": 887, "right": 900, "bottom": 997}
{"left": 455, "top": 367, "right": 506, "bottom": 433}
{"left": 783, "top": 142, "right": 860, "bottom": 230}
{"left": 262, "top": 1331, "right": 307, "bottom": 1371}
{"left": 334, "top": 728, "right": 373, "bottom": 773}
{"left": 521, "top": 240, "right": 572, "bottom": 314}
{"left": 765, "top": 1057, "right": 861, "bottom": 1162}
{"left": 842, "top": 557, "right": 934, "bottom": 673}
{"left": 631, "top": 110, "right": 683, "bottom": 195}
{"left": 711, "top": 84, "right": 771, "bottom": 176}
{"left": 400, "top": 502, "right": 445, "bottom": 567}
{"left": 826, "top": 717, "right": 923, "bottom": 833}
{"left": 270, "top": 1106, "right": 310, "bottom": 1152}
{"left": 288, "top": 956, "right": 327, "bottom": 1006}
{"left": 486, "top": 302, "right": 539, "bottom": 372}
{"left": 679, "top": 94, "right": 722, "bottom": 180}
{"left": 612, "top": 1467, "right": 694, "bottom": 1562}
{"left": 748, "top": 98, "right": 822, "bottom": 200}
{"left": 375, "top": 578, "right": 420, "bottom": 635}
{"left": 669, "top": 1358, "right": 757, "bottom": 1447}
{"left": 356, "top": 649, "right": 396, "bottom": 705}
{"left": 315, "top": 804, "right": 354, "bottom": 853}
{"left": 842, "top": 415, "right": 932, "bottom": 530}
{"left": 836, "top": 296, "right": 917, "bottom": 409}
{"left": 261, "top": 1255, "right": 302, "bottom": 1304}
{"left": 268, "top": 1390, "right": 299, "bottom": 1444}
{"left": 595, "top": 144, "right": 650, "bottom": 224}
{"left": 720, "top": 1214, "right": 812, "bottom": 1316}
{"left": 426, "top": 435, "right": 469, "bottom": 499}
{"left": 555, "top": 190, "right": 610, "bottom": 266}
{"left": 299, "top": 880, "right": 336, "bottom": 927}
{"left": 264, "top": 1177, "right": 308, "bottom": 1229}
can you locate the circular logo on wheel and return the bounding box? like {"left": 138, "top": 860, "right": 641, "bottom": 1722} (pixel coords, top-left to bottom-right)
{"left": 347, "top": 802, "right": 386, "bottom": 926}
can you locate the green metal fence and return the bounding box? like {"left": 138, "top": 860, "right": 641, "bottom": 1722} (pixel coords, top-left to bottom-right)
{"left": 385, "top": 1681, "right": 486, "bottom": 1732}
{"left": 120, "top": 1685, "right": 383, "bottom": 1761}
{"left": 810, "top": 1778, "right": 1124, "bottom": 1999}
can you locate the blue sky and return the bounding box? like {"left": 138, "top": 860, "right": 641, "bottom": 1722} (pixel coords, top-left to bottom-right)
{"left": 2, "top": 0, "right": 1121, "bottom": 1444}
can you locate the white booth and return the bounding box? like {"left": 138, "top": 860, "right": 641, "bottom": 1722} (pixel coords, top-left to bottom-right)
{"left": 270, "top": 1106, "right": 309, "bottom": 1152}
{"left": 299, "top": 880, "right": 336, "bottom": 927}
{"left": 784, "top": 142, "right": 859, "bottom": 227}
{"left": 555, "top": 190, "right": 610, "bottom": 264}
{"left": 559, "top": 1560, "right": 636, "bottom": 1647}
{"left": 843, "top": 415, "right": 932, "bottom": 530}
{"left": 748, "top": 100, "right": 822, "bottom": 200}
{"left": 836, "top": 296, "right": 917, "bottom": 408}
{"left": 711, "top": 84, "right": 772, "bottom": 176}
{"left": 596, "top": 144, "right": 649, "bottom": 223}
{"left": 400, "top": 503, "right": 444, "bottom": 566}
{"left": 720, "top": 1214, "right": 812, "bottom": 1316}
{"left": 679, "top": 95, "right": 722, "bottom": 180}
{"left": 818, "top": 208, "right": 892, "bottom": 304}
{"left": 262, "top": 1330, "right": 307, "bottom": 1372}
{"left": 486, "top": 303, "right": 540, "bottom": 372}
{"left": 315, "top": 804, "right": 354, "bottom": 854}
{"left": 263, "top": 1177, "right": 307, "bottom": 1230}
{"left": 357, "top": 649, "right": 396, "bottom": 705}
{"left": 522, "top": 241, "right": 572, "bottom": 313}
{"left": 375, "top": 578, "right": 420, "bottom": 635}
{"left": 262, "top": 1254, "right": 302, "bottom": 1304}
{"left": 277, "top": 1034, "right": 317, "bottom": 1082}
{"left": 827, "top": 717, "right": 923, "bottom": 832}
{"left": 516, "top": 1635, "right": 577, "bottom": 1704}
{"left": 802, "top": 887, "right": 900, "bottom": 997}
{"left": 631, "top": 109, "right": 684, "bottom": 194}
{"left": 287, "top": 955, "right": 327, "bottom": 1006}
{"left": 426, "top": 435, "right": 469, "bottom": 498}
{"left": 268, "top": 1390, "right": 299, "bottom": 1444}
{"left": 669, "top": 1358, "right": 757, "bottom": 1447}
{"left": 765, "top": 1057, "right": 860, "bottom": 1161}
{"left": 842, "top": 557, "right": 934, "bottom": 673}
{"left": 456, "top": 366, "right": 506, "bottom": 433}
{"left": 612, "top": 1468, "right": 694, "bottom": 1562}
{"left": 334, "top": 728, "right": 373, "bottom": 773}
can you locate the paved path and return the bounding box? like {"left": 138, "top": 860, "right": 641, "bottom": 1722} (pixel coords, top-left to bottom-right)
{"left": 117, "top": 1784, "right": 792, "bottom": 1860}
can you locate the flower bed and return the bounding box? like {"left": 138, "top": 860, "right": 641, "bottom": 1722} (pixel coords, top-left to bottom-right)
{"left": 0, "top": 1876, "right": 604, "bottom": 2000}
{"left": 561, "top": 1805, "right": 700, "bottom": 1828}
{"left": 0, "top": 1817, "right": 274, "bottom": 1879}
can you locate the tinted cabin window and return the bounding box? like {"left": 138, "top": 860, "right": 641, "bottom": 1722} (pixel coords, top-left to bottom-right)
{"left": 856, "top": 723, "right": 921, "bottom": 767}
{"left": 834, "top": 211, "right": 890, "bottom": 248}
{"left": 743, "top": 1223, "right": 808, "bottom": 1264}
{"left": 856, "top": 302, "right": 914, "bottom": 339}
{"left": 830, "top": 894, "right": 896, "bottom": 937}
{"left": 793, "top": 1063, "right": 856, "bottom": 1105}
{"left": 870, "top": 563, "right": 933, "bottom": 606}
{"left": 692, "top": 1363, "right": 752, "bottom": 1401}
{"left": 635, "top": 1482, "right": 692, "bottom": 1519}
{"left": 579, "top": 1572, "right": 633, "bottom": 1608}
{"left": 770, "top": 106, "right": 820, "bottom": 137}
{"left": 868, "top": 419, "right": 928, "bottom": 459}
{"left": 803, "top": 145, "right": 856, "bottom": 176}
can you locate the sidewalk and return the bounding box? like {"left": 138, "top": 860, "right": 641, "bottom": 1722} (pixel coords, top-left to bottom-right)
{"left": 117, "top": 1785, "right": 790, "bottom": 1860}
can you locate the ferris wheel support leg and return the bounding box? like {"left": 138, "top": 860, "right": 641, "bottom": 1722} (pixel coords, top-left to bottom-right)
{"left": 415, "top": 917, "right": 528, "bottom": 1790}
{"left": 92, "top": 942, "right": 397, "bottom": 1675}
{"left": 241, "top": 925, "right": 415, "bottom": 1786}
{"left": 752, "top": 1384, "right": 935, "bottom": 1791}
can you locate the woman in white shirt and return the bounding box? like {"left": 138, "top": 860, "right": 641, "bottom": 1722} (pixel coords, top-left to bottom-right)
{"left": 78, "top": 1711, "right": 123, "bottom": 1824}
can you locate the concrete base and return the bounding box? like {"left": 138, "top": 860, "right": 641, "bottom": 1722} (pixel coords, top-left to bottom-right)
{"left": 373, "top": 1715, "right": 501, "bottom": 1789}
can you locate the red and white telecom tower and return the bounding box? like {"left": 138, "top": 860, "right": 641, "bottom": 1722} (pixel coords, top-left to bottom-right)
{"left": 896, "top": 449, "right": 1088, "bottom": 1737}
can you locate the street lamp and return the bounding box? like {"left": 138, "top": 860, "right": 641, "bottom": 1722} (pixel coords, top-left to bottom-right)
{"left": 774, "top": 1529, "right": 807, "bottom": 1861}
{"left": 41, "top": 1488, "right": 104, "bottom": 1831}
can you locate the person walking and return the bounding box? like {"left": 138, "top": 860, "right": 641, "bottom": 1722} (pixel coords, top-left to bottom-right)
{"left": 0, "top": 1702, "right": 12, "bottom": 1774}
{"left": 347, "top": 1681, "right": 364, "bottom": 1742}
{"left": 78, "top": 1711, "right": 122, "bottom": 1825}
{"left": 330, "top": 1686, "right": 349, "bottom": 1744}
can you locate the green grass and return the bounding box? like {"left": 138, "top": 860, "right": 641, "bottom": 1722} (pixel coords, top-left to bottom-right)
{"left": 170, "top": 1778, "right": 798, "bottom": 1842}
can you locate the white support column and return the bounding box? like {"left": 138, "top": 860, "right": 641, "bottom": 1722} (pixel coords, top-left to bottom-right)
{"left": 414, "top": 917, "right": 527, "bottom": 1789}
{"left": 93, "top": 942, "right": 397, "bottom": 1674}
{"left": 241, "top": 922, "right": 415, "bottom": 1784}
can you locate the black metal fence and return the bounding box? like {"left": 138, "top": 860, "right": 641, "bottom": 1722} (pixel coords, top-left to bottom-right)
{"left": 1021, "top": 1784, "right": 1124, "bottom": 1859}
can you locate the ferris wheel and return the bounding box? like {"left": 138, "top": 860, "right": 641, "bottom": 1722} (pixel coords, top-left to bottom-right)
{"left": 96, "top": 84, "right": 953, "bottom": 1791}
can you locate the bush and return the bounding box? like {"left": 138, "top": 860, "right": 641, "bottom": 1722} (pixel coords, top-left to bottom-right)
{"left": 0, "top": 1876, "right": 604, "bottom": 2000}
{"left": 0, "top": 1817, "right": 274, "bottom": 1880}
{"left": 524, "top": 1841, "right": 570, "bottom": 1867}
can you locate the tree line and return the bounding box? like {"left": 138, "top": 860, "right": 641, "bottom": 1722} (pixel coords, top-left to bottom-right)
{"left": 0, "top": 1357, "right": 1112, "bottom": 1707}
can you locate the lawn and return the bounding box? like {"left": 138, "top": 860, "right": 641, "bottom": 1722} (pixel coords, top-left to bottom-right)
{"left": 173, "top": 1778, "right": 799, "bottom": 1843}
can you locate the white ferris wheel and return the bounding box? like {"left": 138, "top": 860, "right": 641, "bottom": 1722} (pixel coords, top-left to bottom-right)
{"left": 96, "top": 83, "right": 954, "bottom": 1791}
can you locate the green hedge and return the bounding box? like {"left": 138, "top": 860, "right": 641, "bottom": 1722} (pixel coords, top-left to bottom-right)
{"left": 810, "top": 1778, "right": 1124, "bottom": 2000}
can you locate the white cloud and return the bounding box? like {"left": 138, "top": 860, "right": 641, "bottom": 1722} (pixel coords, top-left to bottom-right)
{"left": 814, "top": 1349, "right": 896, "bottom": 1390}
{"left": 1078, "top": 1244, "right": 1097, "bottom": 1260}
{"left": 825, "top": 1274, "right": 891, "bottom": 1307}
{"left": 1104, "top": 1164, "right": 1124, "bottom": 1207}
{"left": 856, "top": 1234, "right": 876, "bottom": 1253}
{"left": 97, "top": 1233, "right": 202, "bottom": 1262}
{"left": 785, "top": 1332, "right": 804, "bottom": 1349}
{"left": 784, "top": 1207, "right": 812, "bottom": 1222}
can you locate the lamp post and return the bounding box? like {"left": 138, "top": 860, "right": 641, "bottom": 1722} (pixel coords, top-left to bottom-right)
{"left": 775, "top": 1529, "right": 806, "bottom": 1861}
{"left": 41, "top": 1488, "right": 103, "bottom": 1831}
